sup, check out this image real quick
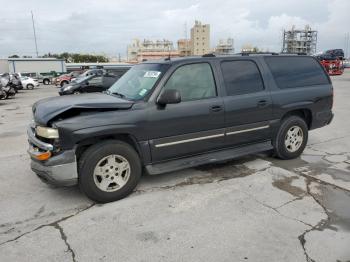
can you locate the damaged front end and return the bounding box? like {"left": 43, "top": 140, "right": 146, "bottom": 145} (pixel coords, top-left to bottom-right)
{"left": 27, "top": 121, "right": 78, "bottom": 186}
{"left": 27, "top": 93, "right": 134, "bottom": 186}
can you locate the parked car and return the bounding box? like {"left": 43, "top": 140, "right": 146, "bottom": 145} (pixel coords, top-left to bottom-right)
{"left": 20, "top": 76, "right": 40, "bottom": 89}
{"left": 16, "top": 72, "right": 51, "bottom": 85}
{"left": 27, "top": 54, "right": 333, "bottom": 203}
{"left": 54, "top": 71, "right": 82, "bottom": 87}
{"left": 59, "top": 70, "right": 130, "bottom": 95}
{"left": 325, "top": 49, "right": 344, "bottom": 59}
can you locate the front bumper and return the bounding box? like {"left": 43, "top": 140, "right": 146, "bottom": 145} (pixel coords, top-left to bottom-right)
{"left": 58, "top": 89, "right": 72, "bottom": 96}
{"left": 27, "top": 125, "right": 78, "bottom": 186}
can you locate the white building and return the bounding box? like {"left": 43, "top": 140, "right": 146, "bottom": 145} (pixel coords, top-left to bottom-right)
{"left": 0, "top": 58, "right": 66, "bottom": 74}
{"left": 215, "top": 38, "right": 234, "bottom": 55}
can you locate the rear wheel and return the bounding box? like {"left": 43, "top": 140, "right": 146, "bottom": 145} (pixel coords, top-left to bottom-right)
{"left": 78, "top": 140, "right": 142, "bottom": 203}
{"left": 273, "top": 116, "right": 308, "bottom": 159}
{"left": 27, "top": 84, "right": 34, "bottom": 90}
{"left": 43, "top": 79, "right": 50, "bottom": 85}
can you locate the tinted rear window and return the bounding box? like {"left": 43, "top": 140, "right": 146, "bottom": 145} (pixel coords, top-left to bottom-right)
{"left": 264, "top": 56, "right": 329, "bottom": 89}
{"left": 220, "top": 60, "right": 264, "bottom": 96}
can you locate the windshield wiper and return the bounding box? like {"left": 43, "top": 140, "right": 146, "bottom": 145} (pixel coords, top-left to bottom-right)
{"left": 112, "top": 92, "right": 126, "bottom": 98}
{"left": 104, "top": 90, "right": 127, "bottom": 99}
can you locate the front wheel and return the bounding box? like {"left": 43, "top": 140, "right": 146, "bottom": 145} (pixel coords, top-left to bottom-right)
{"left": 27, "top": 84, "right": 34, "bottom": 90}
{"left": 43, "top": 79, "right": 50, "bottom": 85}
{"left": 60, "top": 81, "right": 68, "bottom": 87}
{"left": 78, "top": 140, "right": 142, "bottom": 203}
{"left": 273, "top": 116, "right": 308, "bottom": 160}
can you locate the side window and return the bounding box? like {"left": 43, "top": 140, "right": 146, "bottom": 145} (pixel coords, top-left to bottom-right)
{"left": 88, "top": 76, "right": 103, "bottom": 85}
{"left": 221, "top": 60, "right": 264, "bottom": 96}
{"left": 264, "top": 57, "right": 330, "bottom": 89}
{"left": 164, "top": 63, "right": 216, "bottom": 102}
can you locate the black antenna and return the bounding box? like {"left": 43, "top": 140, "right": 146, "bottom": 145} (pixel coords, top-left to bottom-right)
{"left": 168, "top": 42, "right": 171, "bottom": 60}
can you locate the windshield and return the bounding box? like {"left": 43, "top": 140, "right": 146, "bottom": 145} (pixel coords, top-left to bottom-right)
{"left": 108, "top": 63, "right": 169, "bottom": 100}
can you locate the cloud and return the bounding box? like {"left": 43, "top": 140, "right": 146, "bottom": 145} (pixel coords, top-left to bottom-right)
{"left": 0, "top": 0, "right": 348, "bottom": 57}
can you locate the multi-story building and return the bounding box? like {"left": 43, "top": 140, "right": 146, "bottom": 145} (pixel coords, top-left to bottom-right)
{"left": 215, "top": 38, "right": 234, "bottom": 55}
{"left": 127, "top": 39, "right": 180, "bottom": 62}
{"left": 177, "top": 39, "right": 191, "bottom": 57}
{"left": 282, "top": 25, "right": 317, "bottom": 55}
{"left": 190, "top": 20, "right": 210, "bottom": 56}
{"left": 127, "top": 39, "right": 141, "bottom": 62}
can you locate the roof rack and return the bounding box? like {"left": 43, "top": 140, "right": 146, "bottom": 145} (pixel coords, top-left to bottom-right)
{"left": 202, "top": 53, "right": 216, "bottom": 57}
{"left": 239, "top": 52, "right": 279, "bottom": 56}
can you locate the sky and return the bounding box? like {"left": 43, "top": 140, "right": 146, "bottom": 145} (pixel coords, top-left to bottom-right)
{"left": 0, "top": 0, "right": 349, "bottom": 58}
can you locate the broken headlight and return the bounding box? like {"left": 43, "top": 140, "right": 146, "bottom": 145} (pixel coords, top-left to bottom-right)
{"left": 36, "top": 126, "right": 59, "bottom": 139}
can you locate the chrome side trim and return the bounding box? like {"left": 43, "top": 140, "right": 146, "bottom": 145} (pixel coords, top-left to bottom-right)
{"left": 155, "top": 133, "right": 224, "bottom": 148}
{"left": 226, "top": 125, "right": 269, "bottom": 136}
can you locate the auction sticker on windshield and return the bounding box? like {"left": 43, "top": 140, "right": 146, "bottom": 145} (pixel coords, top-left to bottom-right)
{"left": 144, "top": 71, "right": 161, "bottom": 78}
{"left": 138, "top": 88, "right": 148, "bottom": 96}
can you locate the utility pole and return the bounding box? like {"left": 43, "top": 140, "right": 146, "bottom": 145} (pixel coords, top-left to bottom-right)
{"left": 31, "top": 10, "right": 39, "bottom": 57}
{"left": 184, "top": 22, "right": 188, "bottom": 56}
{"left": 345, "top": 32, "right": 349, "bottom": 59}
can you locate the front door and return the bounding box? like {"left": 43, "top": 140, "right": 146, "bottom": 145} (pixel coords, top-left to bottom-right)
{"left": 85, "top": 76, "right": 104, "bottom": 93}
{"left": 219, "top": 59, "right": 273, "bottom": 147}
{"left": 147, "top": 62, "right": 225, "bottom": 162}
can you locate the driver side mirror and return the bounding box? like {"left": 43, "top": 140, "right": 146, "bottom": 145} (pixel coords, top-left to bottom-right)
{"left": 157, "top": 89, "right": 181, "bottom": 105}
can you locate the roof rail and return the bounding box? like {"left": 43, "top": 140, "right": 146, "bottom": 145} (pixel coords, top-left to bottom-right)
{"left": 280, "top": 52, "right": 307, "bottom": 56}
{"left": 239, "top": 52, "right": 279, "bottom": 56}
{"left": 202, "top": 53, "right": 216, "bottom": 57}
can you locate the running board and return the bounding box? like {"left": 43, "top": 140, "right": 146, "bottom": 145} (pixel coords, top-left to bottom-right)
{"left": 146, "top": 140, "right": 272, "bottom": 175}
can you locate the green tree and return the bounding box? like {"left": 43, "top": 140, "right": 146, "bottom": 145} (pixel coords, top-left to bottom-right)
{"left": 8, "top": 54, "right": 19, "bottom": 58}
{"left": 42, "top": 52, "right": 109, "bottom": 63}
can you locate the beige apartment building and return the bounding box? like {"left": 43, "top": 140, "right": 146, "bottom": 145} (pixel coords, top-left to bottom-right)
{"left": 190, "top": 20, "right": 210, "bottom": 56}
{"left": 127, "top": 39, "right": 179, "bottom": 62}
{"left": 177, "top": 39, "right": 191, "bottom": 57}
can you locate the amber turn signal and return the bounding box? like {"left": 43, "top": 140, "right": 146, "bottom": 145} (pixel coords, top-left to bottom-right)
{"left": 34, "top": 151, "right": 52, "bottom": 161}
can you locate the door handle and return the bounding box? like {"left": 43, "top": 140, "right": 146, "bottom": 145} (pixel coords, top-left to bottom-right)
{"left": 257, "top": 100, "right": 268, "bottom": 107}
{"left": 210, "top": 105, "right": 223, "bottom": 112}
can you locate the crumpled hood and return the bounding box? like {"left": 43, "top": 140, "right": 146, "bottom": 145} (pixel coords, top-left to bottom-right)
{"left": 33, "top": 92, "right": 134, "bottom": 126}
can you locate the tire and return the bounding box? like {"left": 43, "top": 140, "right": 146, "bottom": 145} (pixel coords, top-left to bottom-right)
{"left": 273, "top": 116, "right": 308, "bottom": 160}
{"left": 43, "top": 79, "right": 50, "bottom": 85}
{"left": 78, "top": 140, "right": 142, "bottom": 203}
{"left": 27, "top": 84, "right": 34, "bottom": 90}
{"left": 60, "top": 81, "right": 68, "bottom": 87}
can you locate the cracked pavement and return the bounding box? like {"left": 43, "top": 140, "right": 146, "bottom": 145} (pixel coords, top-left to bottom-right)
{"left": 1, "top": 71, "right": 350, "bottom": 262}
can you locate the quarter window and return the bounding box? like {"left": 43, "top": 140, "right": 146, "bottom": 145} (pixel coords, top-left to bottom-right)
{"left": 221, "top": 60, "right": 264, "bottom": 96}
{"left": 164, "top": 63, "right": 216, "bottom": 101}
{"left": 264, "top": 56, "right": 329, "bottom": 89}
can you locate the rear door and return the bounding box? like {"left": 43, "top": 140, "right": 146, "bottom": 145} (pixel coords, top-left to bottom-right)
{"left": 218, "top": 59, "right": 273, "bottom": 147}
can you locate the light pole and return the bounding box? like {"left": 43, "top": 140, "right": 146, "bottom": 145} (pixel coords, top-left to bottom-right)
{"left": 31, "top": 10, "right": 39, "bottom": 57}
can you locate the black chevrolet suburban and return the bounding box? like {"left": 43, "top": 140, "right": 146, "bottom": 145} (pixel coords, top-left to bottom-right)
{"left": 27, "top": 54, "right": 333, "bottom": 203}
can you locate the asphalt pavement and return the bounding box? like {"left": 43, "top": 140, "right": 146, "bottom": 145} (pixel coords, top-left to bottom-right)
{"left": 0, "top": 73, "right": 349, "bottom": 262}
